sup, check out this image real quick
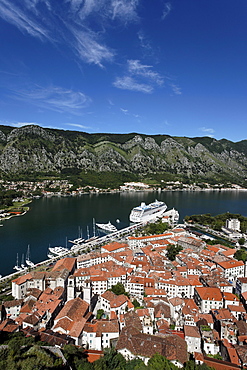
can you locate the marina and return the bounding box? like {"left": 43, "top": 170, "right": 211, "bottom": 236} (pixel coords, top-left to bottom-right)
{"left": 0, "top": 220, "right": 145, "bottom": 283}
{"left": 1, "top": 190, "right": 247, "bottom": 277}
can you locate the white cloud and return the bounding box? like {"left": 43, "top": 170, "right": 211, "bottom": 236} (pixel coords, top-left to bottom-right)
{"left": 113, "top": 76, "right": 153, "bottom": 93}
{"left": 0, "top": 0, "right": 139, "bottom": 67}
{"left": 120, "top": 108, "right": 129, "bottom": 114}
{"left": 67, "top": 123, "right": 90, "bottom": 129}
{"left": 113, "top": 59, "right": 163, "bottom": 93}
{"left": 163, "top": 120, "right": 170, "bottom": 126}
{"left": 200, "top": 127, "right": 215, "bottom": 134}
{"left": 128, "top": 60, "right": 164, "bottom": 85}
{"left": 108, "top": 99, "right": 114, "bottom": 106}
{"left": 170, "top": 83, "right": 182, "bottom": 95}
{"left": 111, "top": 0, "right": 139, "bottom": 22}
{"left": 68, "top": 27, "right": 114, "bottom": 67}
{"left": 0, "top": 0, "right": 50, "bottom": 40}
{"left": 137, "top": 30, "right": 152, "bottom": 52}
{"left": 10, "top": 85, "right": 92, "bottom": 114}
{"left": 162, "top": 2, "right": 171, "bottom": 20}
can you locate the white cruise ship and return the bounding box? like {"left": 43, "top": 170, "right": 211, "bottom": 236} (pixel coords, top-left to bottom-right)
{"left": 129, "top": 200, "right": 167, "bottom": 223}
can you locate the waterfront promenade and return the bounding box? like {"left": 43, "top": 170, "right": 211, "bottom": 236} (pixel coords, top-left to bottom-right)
{"left": 0, "top": 221, "right": 143, "bottom": 285}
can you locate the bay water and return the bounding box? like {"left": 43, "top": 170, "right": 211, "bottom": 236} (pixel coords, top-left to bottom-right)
{"left": 1, "top": 190, "right": 247, "bottom": 276}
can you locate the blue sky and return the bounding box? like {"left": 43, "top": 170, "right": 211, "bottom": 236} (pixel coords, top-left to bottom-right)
{"left": 0, "top": 0, "right": 246, "bottom": 142}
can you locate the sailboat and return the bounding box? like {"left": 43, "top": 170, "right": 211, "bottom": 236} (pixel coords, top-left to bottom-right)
{"left": 13, "top": 253, "right": 22, "bottom": 271}
{"left": 21, "top": 254, "right": 26, "bottom": 269}
{"left": 26, "top": 245, "right": 35, "bottom": 267}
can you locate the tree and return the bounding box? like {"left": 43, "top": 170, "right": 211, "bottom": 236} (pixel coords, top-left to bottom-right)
{"left": 93, "top": 348, "right": 126, "bottom": 370}
{"left": 109, "top": 283, "right": 129, "bottom": 297}
{"left": 166, "top": 245, "right": 183, "bottom": 261}
{"left": 234, "top": 248, "right": 247, "bottom": 262}
{"left": 96, "top": 309, "right": 104, "bottom": 319}
{"left": 148, "top": 353, "right": 179, "bottom": 369}
{"left": 132, "top": 299, "right": 141, "bottom": 309}
{"left": 63, "top": 344, "right": 88, "bottom": 369}
{"left": 238, "top": 237, "right": 245, "bottom": 246}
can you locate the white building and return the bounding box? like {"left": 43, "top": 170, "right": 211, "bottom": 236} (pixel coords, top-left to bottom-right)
{"left": 194, "top": 287, "right": 223, "bottom": 313}
{"left": 184, "top": 325, "right": 201, "bottom": 353}
{"left": 226, "top": 218, "right": 241, "bottom": 232}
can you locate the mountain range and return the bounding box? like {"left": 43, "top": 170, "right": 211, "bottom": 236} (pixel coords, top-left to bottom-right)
{"left": 0, "top": 124, "right": 246, "bottom": 185}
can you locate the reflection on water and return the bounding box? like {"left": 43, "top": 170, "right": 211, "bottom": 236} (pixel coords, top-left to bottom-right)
{"left": 1, "top": 190, "right": 247, "bottom": 276}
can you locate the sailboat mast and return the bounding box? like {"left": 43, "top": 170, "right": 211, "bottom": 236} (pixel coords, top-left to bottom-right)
{"left": 93, "top": 218, "right": 96, "bottom": 237}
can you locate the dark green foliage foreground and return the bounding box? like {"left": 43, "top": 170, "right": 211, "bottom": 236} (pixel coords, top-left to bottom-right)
{"left": 0, "top": 335, "right": 214, "bottom": 370}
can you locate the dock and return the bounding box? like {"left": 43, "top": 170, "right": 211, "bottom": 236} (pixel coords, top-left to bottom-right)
{"left": 0, "top": 221, "right": 145, "bottom": 284}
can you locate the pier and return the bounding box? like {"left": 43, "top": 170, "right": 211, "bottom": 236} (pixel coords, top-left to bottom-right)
{"left": 0, "top": 221, "right": 145, "bottom": 285}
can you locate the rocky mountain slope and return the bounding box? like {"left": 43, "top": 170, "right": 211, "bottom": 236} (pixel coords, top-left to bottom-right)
{"left": 0, "top": 124, "right": 247, "bottom": 184}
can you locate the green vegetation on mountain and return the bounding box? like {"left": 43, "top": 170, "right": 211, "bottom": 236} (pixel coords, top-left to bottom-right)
{"left": 1, "top": 124, "right": 247, "bottom": 187}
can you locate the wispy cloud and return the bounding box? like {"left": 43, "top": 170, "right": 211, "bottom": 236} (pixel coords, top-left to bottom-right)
{"left": 120, "top": 107, "right": 140, "bottom": 120}
{"left": 163, "top": 120, "right": 170, "bottom": 126}
{"left": 120, "top": 108, "right": 129, "bottom": 114}
{"left": 67, "top": 123, "right": 90, "bottom": 129}
{"left": 0, "top": 0, "right": 140, "bottom": 66}
{"left": 128, "top": 60, "right": 164, "bottom": 85}
{"left": 199, "top": 127, "right": 215, "bottom": 137}
{"left": 162, "top": 2, "right": 172, "bottom": 20}
{"left": 137, "top": 30, "right": 152, "bottom": 52}
{"left": 170, "top": 83, "right": 182, "bottom": 95}
{"left": 108, "top": 99, "right": 114, "bottom": 106}
{"left": 68, "top": 27, "right": 114, "bottom": 67}
{"left": 111, "top": 0, "right": 139, "bottom": 22}
{"left": 0, "top": 0, "right": 50, "bottom": 40}
{"left": 113, "top": 59, "right": 163, "bottom": 93}
{"left": 113, "top": 76, "right": 153, "bottom": 93}
{"left": 9, "top": 85, "right": 92, "bottom": 114}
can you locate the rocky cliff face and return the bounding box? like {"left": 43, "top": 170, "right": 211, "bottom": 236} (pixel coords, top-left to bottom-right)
{"left": 0, "top": 124, "right": 246, "bottom": 183}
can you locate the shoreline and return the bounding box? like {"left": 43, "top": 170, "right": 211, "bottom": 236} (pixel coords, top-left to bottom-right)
{"left": 1, "top": 187, "right": 247, "bottom": 223}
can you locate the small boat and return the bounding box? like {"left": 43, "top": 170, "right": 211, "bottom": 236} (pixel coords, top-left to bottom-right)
{"left": 47, "top": 253, "right": 55, "bottom": 259}
{"left": 116, "top": 219, "right": 120, "bottom": 223}
{"left": 96, "top": 221, "right": 118, "bottom": 233}
{"left": 26, "top": 245, "right": 35, "bottom": 267}
{"left": 13, "top": 253, "right": 22, "bottom": 271}
{"left": 48, "top": 246, "right": 69, "bottom": 256}
{"left": 70, "top": 237, "right": 85, "bottom": 245}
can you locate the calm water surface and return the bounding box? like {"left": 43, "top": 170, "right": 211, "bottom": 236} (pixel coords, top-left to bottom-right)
{"left": 1, "top": 190, "right": 247, "bottom": 276}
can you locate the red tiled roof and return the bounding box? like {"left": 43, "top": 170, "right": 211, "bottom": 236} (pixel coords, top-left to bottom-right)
{"left": 195, "top": 287, "right": 222, "bottom": 301}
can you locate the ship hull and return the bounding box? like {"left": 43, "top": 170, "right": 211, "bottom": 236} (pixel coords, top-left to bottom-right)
{"left": 129, "top": 200, "right": 167, "bottom": 223}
